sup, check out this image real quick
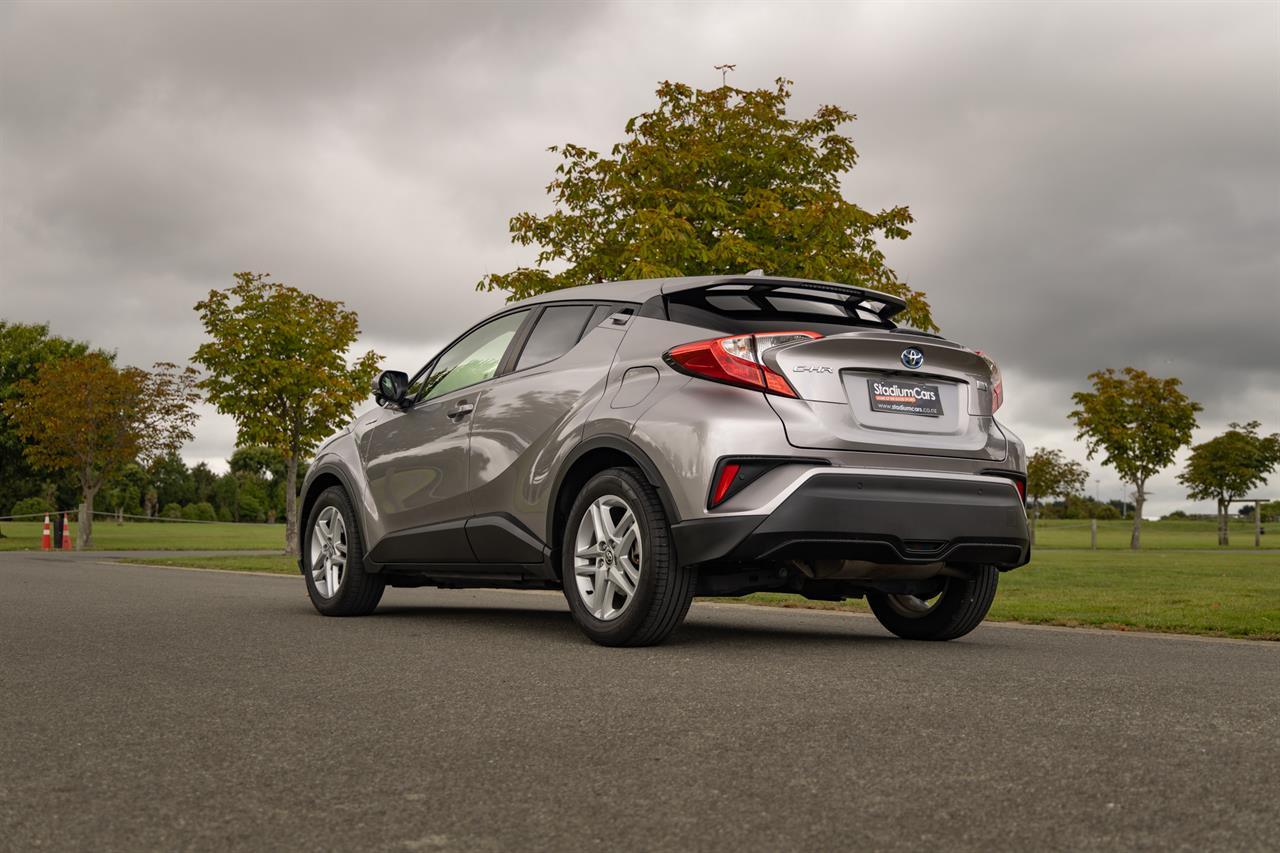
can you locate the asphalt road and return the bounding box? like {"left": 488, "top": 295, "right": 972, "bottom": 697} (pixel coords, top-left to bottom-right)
{"left": 2, "top": 552, "right": 1277, "bottom": 852}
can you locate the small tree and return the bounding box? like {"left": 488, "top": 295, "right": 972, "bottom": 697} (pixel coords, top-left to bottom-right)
{"left": 193, "top": 273, "right": 380, "bottom": 556}
{"left": 0, "top": 321, "right": 98, "bottom": 535}
{"left": 1069, "top": 367, "right": 1201, "bottom": 549}
{"left": 2, "top": 354, "right": 199, "bottom": 547}
{"left": 1025, "top": 448, "right": 1088, "bottom": 545}
{"left": 1262, "top": 501, "right": 1280, "bottom": 523}
{"left": 1178, "top": 421, "right": 1280, "bottom": 546}
{"left": 480, "top": 78, "right": 935, "bottom": 330}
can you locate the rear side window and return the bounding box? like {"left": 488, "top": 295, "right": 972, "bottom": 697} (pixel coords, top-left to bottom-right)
{"left": 585, "top": 304, "right": 615, "bottom": 329}
{"left": 515, "top": 304, "right": 595, "bottom": 371}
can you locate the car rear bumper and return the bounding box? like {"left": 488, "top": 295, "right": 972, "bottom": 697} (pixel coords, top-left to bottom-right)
{"left": 671, "top": 468, "right": 1030, "bottom": 570}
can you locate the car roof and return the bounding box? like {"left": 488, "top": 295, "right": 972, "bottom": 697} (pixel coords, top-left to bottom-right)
{"left": 509, "top": 274, "right": 908, "bottom": 312}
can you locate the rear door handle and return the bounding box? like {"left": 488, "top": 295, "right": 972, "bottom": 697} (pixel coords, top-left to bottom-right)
{"left": 446, "top": 401, "right": 474, "bottom": 420}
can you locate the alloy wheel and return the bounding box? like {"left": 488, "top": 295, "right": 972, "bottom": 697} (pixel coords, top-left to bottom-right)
{"left": 310, "top": 506, "right": 347, "bottom": 599}
{"left": 573, "top": 494, "right": 643, "bottom": 621}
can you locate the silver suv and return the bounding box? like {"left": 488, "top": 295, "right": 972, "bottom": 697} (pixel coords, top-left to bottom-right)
{"left": 298, "top": 275, "right": 1029, "bottom": 646}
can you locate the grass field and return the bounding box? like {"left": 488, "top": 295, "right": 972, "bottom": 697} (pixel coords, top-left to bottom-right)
{"left": 9, "top": 513, "right": 1277, "bottom": 640}
{"left": 1032, "top": 517, "right": 1271, "bottom": 549}
{"left": 117, "top": 548, "right": 1280, "bottom": 641}
{"left": 4, "top": 516, "right": 1270, "bottom": 553}
{"left": 0, "top": 520, "right": 285, "bottom": 551}
{"left": 728, "top": 550, "right": 1280, "bottom": 640}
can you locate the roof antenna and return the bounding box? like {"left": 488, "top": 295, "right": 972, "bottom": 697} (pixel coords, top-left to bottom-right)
{"left": 714, "top": 63, "right": 736, "bottom": 87}
{"left": 744, "top": 269, "right": 765, "bottom": 277}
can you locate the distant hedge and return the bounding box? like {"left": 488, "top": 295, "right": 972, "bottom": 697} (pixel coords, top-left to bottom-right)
{"left": 10, "top": 496, "right": 52, "bottom": 517}
{"left": 182, "top": 502, "right": 217, "bottom": 522}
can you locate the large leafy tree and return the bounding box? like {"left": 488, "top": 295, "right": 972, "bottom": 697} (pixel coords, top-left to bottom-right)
{"left": 193, "top": 273, "right": 380, "bottom": 555}
{"left": 0, "top": 322, "right": 99, "bottom": 520}
{"left": 479, "top": 78, "right": 935, "bottom": 330}
{"left": 2, "top": 353, "right": 199, "bottom": 547}
{"left": 1069, "top": 367, "right": 1201, "bottom": 549}
{"left": 1178, "top": 421, "right": 1280, "bottom": 546}
{"left": 1025, "top": 448, "right": 1088, "bottom": 544}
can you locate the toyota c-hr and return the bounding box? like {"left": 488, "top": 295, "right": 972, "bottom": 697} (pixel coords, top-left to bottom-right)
{"left": 298, "top": 275, "right": 1029, "bottom": 646}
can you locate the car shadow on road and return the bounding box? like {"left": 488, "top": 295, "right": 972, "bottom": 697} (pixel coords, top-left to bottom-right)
{"left": 365, "top": 602, "right": 914, "bottom": 649}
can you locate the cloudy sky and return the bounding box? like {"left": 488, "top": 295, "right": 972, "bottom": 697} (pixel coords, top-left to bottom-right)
{"left": 2, "top": 0, "right": 1277, "bottom": 515}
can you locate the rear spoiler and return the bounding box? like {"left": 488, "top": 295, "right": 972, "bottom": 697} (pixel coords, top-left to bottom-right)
{"left": 660, "top": 275, "right": 908, "bottom": 325}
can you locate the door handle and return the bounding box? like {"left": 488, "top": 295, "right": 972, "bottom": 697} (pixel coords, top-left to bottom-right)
{"left": 446, "top": 401, "right": 474, "bottom": 420}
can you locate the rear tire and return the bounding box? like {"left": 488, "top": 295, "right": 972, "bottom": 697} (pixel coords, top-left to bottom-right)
{"left": 303, "top": 486, "right": 384, "bottom": 616}
{"left": 561, "top": 467, "right": 693, "bottom": 647}
{"left": 867, "top": 565, "right": 998, "bottom": 641}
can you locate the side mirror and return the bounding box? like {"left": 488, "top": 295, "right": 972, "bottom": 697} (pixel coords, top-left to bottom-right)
{"left": 374, "top": 370, "right": 410, "bottom": 408}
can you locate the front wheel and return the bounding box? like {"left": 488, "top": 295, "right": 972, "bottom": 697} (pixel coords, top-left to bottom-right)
{"left": 303, "top": 486, "right": 384, "bottom": 616}
{"left": 866, "top": 565, "right": 998, "bottom": 641}
{"left": 561, "top": 467, "right": 694, "bottom": 647}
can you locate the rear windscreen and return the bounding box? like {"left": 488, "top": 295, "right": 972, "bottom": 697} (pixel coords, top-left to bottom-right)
{"left": 664, "top": 285, "right": 894, "bottom": 335}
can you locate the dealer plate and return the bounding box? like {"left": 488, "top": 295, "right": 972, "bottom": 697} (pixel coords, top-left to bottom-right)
{"left": 866, "top": 378, "right": 943, "bottom": 417}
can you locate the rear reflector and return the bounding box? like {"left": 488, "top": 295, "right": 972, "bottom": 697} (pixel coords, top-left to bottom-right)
{"left": 665, "top": 331, "right": 821, "bottom": 397}
{"left": 707, "top": 456, "right": 832, "bottom": 509}
{"left": 983, "top": 471, "right": 1027, "bottom": 506}
{"left": 712, "top": 463, "right": 741, "bottom": 505}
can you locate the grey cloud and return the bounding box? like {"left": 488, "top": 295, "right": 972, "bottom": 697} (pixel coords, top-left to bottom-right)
{"left": 2, "top": 0, "right": 1276, "bottom": 514}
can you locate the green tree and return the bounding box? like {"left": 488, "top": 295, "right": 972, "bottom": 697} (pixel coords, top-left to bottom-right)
{"left": 479, "top": 78, "right": 934, "bottom": 330}
{"left": 1069, "top": 367, "right": 1201, "bottom": 549}
{"left": 191, "top": 462, "right": 218, "bottom": 505}
{"left": 0, "top": 322, "right": 98, "bottom": 528}
{"left": 149, "top": 452, "right": 195, "bottom": 508}
{"left": 1178, "top": 421, "right": 1280, "bottom": 546}
{"left": 229, "top": 445, "right": 287, "bottom": 481}
{"left": 212, "top": 471, "right": 239, "bottom": 521}
{"left": 236, "top": 483, "right": 266, "bottom": 524}
{"left": 102, "top": 462, "right": 148, "bottom": 518}
{"left": 193, "top": 273, "right": 381, "bottom": 554}
{"left": 1025, "top": 448, "right": 1088, "bottom": 545}
{"left": 2, "top": 353, "right": 199, "bottom": 547}
{"left": 230, "top": 445, "right": 288, "bottom": 523}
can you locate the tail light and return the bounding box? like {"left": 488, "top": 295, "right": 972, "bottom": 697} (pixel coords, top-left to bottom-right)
{"left": 664, "top": 331, "right": 822, "bottom": 397}
{"left": 974, "top": 350, "right": 1004, "bottom": 413}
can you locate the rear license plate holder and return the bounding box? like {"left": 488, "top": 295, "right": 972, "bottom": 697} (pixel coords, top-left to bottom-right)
{"left": 866, "top": 378, "right": 943, "bottom": 417}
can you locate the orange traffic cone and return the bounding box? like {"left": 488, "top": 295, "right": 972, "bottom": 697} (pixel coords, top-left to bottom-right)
{"left": 62, "top": 513, "right": 73, "bottom": 550}
{"left": 41, "top": 514, "right": 51, "bottom": 551}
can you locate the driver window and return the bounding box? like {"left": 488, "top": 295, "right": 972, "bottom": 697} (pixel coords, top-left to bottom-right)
{"left": 415, "top": 310, "right": 528, "bottom": 403}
